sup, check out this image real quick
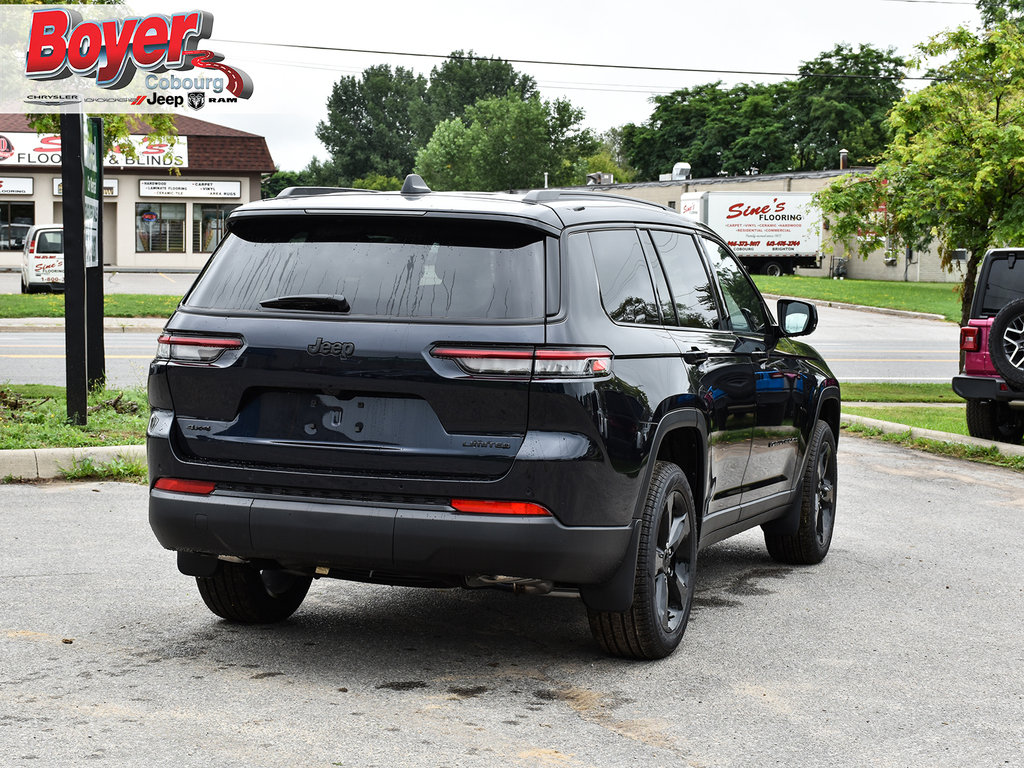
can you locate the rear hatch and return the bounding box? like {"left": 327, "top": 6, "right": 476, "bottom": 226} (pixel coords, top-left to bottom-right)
{"left": 26, "top": 228, "right": 64, "bottom": 286}
{"left": 155, "top": 213, "right": 550, "bottom": 480}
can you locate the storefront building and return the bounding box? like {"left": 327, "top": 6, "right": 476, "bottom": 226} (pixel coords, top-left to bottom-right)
{"left": 0, "top": 113, "right": 274, "bottom": 269}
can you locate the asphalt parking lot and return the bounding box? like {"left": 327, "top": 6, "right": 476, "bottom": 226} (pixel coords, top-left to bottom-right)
{"left": 1, "top": 436, "right": 1021, "bottom": 768}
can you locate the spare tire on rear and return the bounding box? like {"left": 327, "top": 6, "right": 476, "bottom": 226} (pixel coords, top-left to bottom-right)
{"left": 988, "top": 297, "right": 1024, "bottom": 390}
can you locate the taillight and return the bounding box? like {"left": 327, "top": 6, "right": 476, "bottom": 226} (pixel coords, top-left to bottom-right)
{"left": 431, "top": 346, "right": 612, "bottom": 379}
{"left": 451, "top": 499, "right": 551, "bottom": 516}
{"left": 154, "top": 478, "right": 216, "bottom": 495}
{"left": 156, "top": 334, "right": 242, "bottom": 363}
{"left": 28, "top": 239, "right": 35, "bottom": 254}
{"left": 960, "top": 327, "right": 980, "bottom": 352}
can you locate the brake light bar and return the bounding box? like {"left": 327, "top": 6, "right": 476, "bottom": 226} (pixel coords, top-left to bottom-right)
{"left": 431, "top": 345, "right": 612, "bottom": 379}
{"left": 156, "top": 334, "right": 243, "bottom": 363}
{"left": 154, "top": 477, "right": 217, "bottom": 495}
{"left": 960, "top": 327, "right": 980, "bottom": 352}
{"left": 451, "top": 499, "right": 551, "bottom": 516}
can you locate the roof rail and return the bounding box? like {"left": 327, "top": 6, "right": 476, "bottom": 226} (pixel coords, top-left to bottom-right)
{"left": 275, "top": 186, "right": 374, "bottom": 198}
{"left": 522, "top": 188, "right": 675, "bottom": 212}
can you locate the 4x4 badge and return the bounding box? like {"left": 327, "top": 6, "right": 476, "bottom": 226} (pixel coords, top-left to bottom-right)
{"left": 307, "top": 338, "right": 355, "bottom": 358}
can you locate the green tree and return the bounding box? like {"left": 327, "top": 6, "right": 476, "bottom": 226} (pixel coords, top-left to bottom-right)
{"left": 414, "top": 93, "right": 597, "bottom": 191}
{"left": 412, "top": 51, "right": 537, "bottom": 145}
{"left": 814, "top": 22, "right": 1024, "bottom": 324}
{"left": 789, "top": 44, "right": 907, "bottom": 170}
{"left": 315, "top": 64, "right": 427, "bottom": 182}
{"left": 977, "top": 0, "right": 1024, "bottom": 26}
{"left": 622, "top": 81, "right": 792, "bottom": 180}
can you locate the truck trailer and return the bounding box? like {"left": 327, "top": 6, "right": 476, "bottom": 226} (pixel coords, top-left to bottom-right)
{"left": 680, "top": 191, "right": 822, "bottom": 276}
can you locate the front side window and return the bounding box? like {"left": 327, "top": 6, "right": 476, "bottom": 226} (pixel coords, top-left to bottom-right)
{"left": 586, "top": 229, "right": 660, "bottom": 325}
{"left": 136, "top": 203, "right": 185, "bottom": 253}
{"left": 701, "top": 238, "right": 768, "bottom": 334}
{"left": 185, "top": 216, "right": 546, "bottom": 321}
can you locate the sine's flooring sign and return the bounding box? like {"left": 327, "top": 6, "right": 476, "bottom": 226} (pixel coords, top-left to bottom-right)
{"left": 0, "top": 4, "right": 253, "bottom": 114}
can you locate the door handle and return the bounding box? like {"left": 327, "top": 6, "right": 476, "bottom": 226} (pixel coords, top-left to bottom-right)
{"left": 682, "top": 347, "right": 708, "bottom": 364}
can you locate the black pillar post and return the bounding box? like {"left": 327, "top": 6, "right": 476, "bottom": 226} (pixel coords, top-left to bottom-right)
{"left": 60, "top": 112, "right": 88, "bottom": 425}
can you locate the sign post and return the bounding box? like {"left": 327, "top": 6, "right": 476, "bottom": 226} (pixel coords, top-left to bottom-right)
{"left": 59, "top": 111, "right": 88, "bottom": 425}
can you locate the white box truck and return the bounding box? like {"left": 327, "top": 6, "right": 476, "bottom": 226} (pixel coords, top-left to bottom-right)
{"left": 680, "top": 191, "right": 822, "bottom": 276}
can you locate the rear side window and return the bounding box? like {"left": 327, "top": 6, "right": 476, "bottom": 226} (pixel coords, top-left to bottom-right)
{"left": 979, "top": 257, "right": 1024, "bottom": 317}
{"left": 584, "top": 229, "right": 660, "bottom": 325}
{"left": 648, "top": 230, "right": 719, "bottom": 329}
{"left": 184, "top": 216, "right": 546, "bottom": 321}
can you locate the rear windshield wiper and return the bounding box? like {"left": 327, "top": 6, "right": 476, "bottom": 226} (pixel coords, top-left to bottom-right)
{"left": 259, "top": 294, "right": 351, "bottom": 313}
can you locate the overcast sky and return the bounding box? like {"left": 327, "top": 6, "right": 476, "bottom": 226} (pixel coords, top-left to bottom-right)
{"left": 125, "top": 0, "right": 983, "bottom": 171}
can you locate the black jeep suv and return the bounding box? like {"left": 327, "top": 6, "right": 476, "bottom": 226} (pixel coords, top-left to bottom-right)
{"left": 148, "top": 176, "right": 840, "bottom": 659}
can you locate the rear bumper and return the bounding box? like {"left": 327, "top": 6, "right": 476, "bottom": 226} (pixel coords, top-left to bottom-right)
{"left": 952, "top": 374, "right": 1024, "bottom": 402}
{"left": 149, "top": 489, "right": 636, "bottom": 586}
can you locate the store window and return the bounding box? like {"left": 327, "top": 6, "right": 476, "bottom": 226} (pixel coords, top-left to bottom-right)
{"left": 193, "top": 203, "right": 238, "bottom": 252}
{"left": 136, "top": 203, "right": 185, "bottom": 253}
{"left": 0, "top": 202, "right": 34, "bottom": 251}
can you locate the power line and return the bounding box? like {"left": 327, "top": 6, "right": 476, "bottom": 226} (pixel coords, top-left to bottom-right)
{"left": 216, "top": 39, "right": 934, "bottom": 82}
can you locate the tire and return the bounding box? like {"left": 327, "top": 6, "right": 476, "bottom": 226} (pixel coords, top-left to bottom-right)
{"left": 965, "top": 398, "right": 1024, "bottom": 444}
{"left": 196, "top": 562, "right": 312, "bottom": 623}
{"left": 587, "top": 461, "right": 697, "bottom": 660}
{"left": 763, "top": 261, "right": 783, "bottom": 277}
{"left": 764, "top": 421, "right": 837, "bottom": 565}
{"left": 988, "top": 298, "right": 1024, "bottom": 390}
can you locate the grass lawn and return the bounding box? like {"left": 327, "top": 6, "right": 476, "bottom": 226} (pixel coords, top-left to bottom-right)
{"left": 839, "top": 382, "right": 961, "bottom": 403}
{"left": 0, "top": 384, "right": 147, "bottom": 450}
{"left": 843, "top": 404, "right": 968, "bottom": 436}
{"left": 0, "top": 293, "right": 180, "bottom": 318}
{"left": 753, "top": 275, "right": 962, "bottom": 322}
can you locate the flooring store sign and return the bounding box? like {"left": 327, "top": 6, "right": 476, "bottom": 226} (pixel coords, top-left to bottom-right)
{"left": 2, "top": 5, "right": 253, "bottom": 113}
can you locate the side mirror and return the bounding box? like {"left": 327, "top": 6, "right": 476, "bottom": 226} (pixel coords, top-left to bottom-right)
{"left": 777, "top": 299, "right": 817, "bottom": 337}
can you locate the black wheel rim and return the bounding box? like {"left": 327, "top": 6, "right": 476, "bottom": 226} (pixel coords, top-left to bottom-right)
{"left": 814, "top": 440, "right": 836, "bottom": 546}
{"left": 654, "top": 489, "right": 694, "bottom": 633}
{"left": 1000, "top": 313, "right": 1024, "bottom": 373}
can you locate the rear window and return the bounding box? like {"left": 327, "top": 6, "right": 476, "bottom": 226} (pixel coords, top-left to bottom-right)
{"left": 35, "top": 231, "right": 63, "bottom": 254}
{"left": 978, "top": 256, "right": 1024, "bottom": 317}
{"left": 184, "top": 216, "right": 546, "bottom": 321}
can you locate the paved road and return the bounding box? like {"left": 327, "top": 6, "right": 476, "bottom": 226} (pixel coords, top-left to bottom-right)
{"left": 1, "top": 436, "right": 1021, "bottom": 767}
{"left": 0, "top": 270, "right": 196, "bottom": 296}
{"left": 0, "top": 303, "right": 960, "bottom": 388}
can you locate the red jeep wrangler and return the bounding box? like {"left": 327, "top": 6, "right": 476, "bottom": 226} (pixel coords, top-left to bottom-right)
{"left": 953, "top": 248, "right": 1024, "bottom": 443}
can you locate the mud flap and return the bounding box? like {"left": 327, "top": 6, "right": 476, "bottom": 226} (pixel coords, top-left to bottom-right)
{"left": 578, "top": 521, "right": 641, "bottom": 613}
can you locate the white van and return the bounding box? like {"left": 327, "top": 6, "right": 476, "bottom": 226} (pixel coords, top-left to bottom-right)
{"left": 21, "top": 225, "right": 64, "bottom": 293}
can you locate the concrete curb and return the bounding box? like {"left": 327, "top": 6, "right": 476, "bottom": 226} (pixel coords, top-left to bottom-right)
{"left": 2, "top": 444, "right": 146, "bottom": 481}
{"left": 3, "top": 414, "right": 1022, "bottom": 481}
{"left": 840, "top": 414, "right": 1024, "bottom": 457}
{"left": 762, "top": 294, "right": 949, "bottom": 323}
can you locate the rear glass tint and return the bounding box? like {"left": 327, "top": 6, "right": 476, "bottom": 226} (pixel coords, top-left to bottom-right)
{"left": 185, "top": 216, "right": 546, "bottom": 321}
{"left": 979, "top": 256, "right": 1024, "bottom": 316}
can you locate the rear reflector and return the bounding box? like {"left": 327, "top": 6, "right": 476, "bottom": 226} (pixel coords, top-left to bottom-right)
{"left": 451, "top": 499, "right": 551, "bottom": 516}
{"left": 156, "top": 334, "right": 243, "bottom": 363}
{"left": 431, "top": 346, "right": 612, "bottom": 379}
{"left": 960, "top": 327, "right": 980, "bottom": 352}
{"left": 154, "top": 478, "right": 216, "bottom": 495}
